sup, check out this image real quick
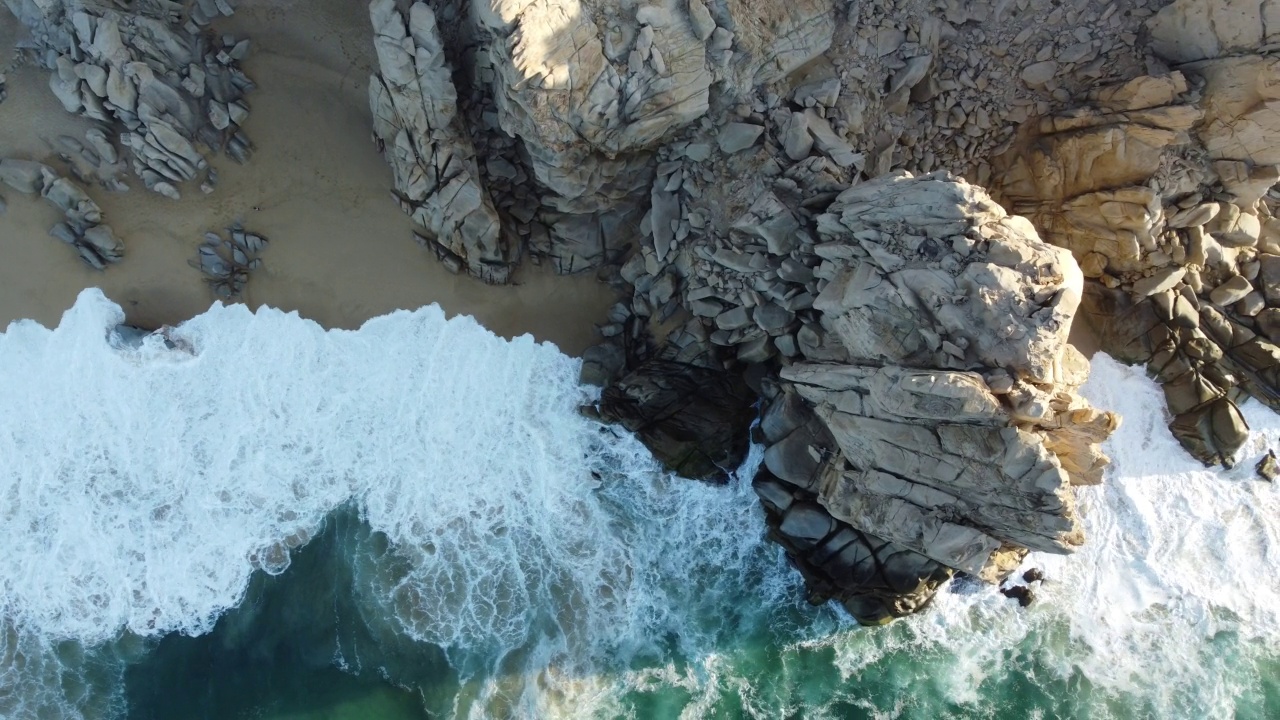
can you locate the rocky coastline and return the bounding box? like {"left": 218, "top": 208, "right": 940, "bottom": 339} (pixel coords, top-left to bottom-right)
{"left": 4, "top": 0, "right": 1280, "bottom": 624}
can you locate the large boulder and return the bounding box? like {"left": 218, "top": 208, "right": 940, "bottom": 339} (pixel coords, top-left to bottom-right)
{"left": 368, "top": 0, "right": 515, "bottom": 283}
{"left": 604, "top": 171, "right": 1116, "bottom": 624}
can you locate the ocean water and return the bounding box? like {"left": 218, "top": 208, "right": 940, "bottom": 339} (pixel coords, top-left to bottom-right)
{"left": 0, "top": 289, "right": 1277, "bottom": 719}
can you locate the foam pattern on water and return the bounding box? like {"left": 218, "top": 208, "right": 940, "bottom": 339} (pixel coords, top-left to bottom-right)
{"left": 4, "top": 291, "right": 1279, "bottom": 719}
{"left": 0, "top": 290, "right": 804, "bottom": 718}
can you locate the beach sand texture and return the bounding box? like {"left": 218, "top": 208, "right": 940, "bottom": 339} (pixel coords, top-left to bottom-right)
{"left": 0, "top": 0, "right": 617, "bottom": 356}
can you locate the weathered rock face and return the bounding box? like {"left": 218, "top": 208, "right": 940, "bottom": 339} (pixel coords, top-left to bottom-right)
{"left": 471, "top": 0, "right": 835, "bottom": 194}
{"left": 1148, "top": 0, "right": 1280, "bottom": 64}
{"left": 4, "top": 0, "right": 255, "bottom": 199}
{"left": 375, "top": 0, "right": 838, "bottom": 277}
{"left": 591, "top": 171, "right": 1116, "bottom": 623}
{"left": 993, "top": 0, "right": 1280, "bottom": 467}
{"left": 368, "top": 0, "right": 514, "bottom": 283}
{"left": 750, "top": 174, "right": 1115, "bottom": 623}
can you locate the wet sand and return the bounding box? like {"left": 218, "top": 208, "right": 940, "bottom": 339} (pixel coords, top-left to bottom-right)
{"left": 0, "top": 0, "right": 617, "bottom": 356}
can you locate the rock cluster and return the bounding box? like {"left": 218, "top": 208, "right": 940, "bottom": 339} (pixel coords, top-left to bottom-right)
{"left": 779, "top": 174, "right": 1115, "bottom": 622}
{"left": 590, "top": 170, "right": 1116, "bottom": 623}
{"left": 996, "top": 1, "right": 1280, "bottom": 467}
{"left": 364, "top": 0, "right": 840, "bottom": 279}
{"left": 50, "top": 127, "right": 130, "bottom": 192}
{"left": 190, "top": 225, "right": 267, "bottom": 298}
{"left": 4, "top": 0, "right": 255, "bottom": 199}
{"left": 0, "top": 158, "right": 123, "bottom": 269}
{"left": 367, "top": 0, "right": 514, "bottom": 283}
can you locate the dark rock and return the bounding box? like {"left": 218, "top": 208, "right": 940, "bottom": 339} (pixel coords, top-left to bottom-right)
{"left": 752, "top": 474, "right": 795, "bottom": 512}
{"left": 596, "top": 359, "right": 756, "bottom": 482}
{"left": 760, "top": 389, "right": 809, "bottom": 442}
{"left": 779, "top": 502, "right": 835, "bottom": 548}
{"left": 580, "top": 342, "right": 626, "bottom": 387}
{"left": 1000, "top": 584, "right": 1035, "bottom": 607}
{"left": 1022, "top": 567, "right": 1045, "bottom": 583}
{"left": 763, "top": 422, "right": 825, "bottom": 489}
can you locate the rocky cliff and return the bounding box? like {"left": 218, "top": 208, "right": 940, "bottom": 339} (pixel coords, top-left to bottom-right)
{"left": 7, "top": 0, "right": 1280, "bottom": 623}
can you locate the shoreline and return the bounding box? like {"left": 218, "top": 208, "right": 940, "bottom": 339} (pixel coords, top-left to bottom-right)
{"left": 0, "top": 0, "right": 618, "bottom": 356}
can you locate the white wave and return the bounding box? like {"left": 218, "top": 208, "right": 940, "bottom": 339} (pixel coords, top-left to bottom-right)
{"left": 5, "top": 290, "right": 1278, "bottom": 719}
{"left": 0, "top": 289, "right": 802, "bottom": 719}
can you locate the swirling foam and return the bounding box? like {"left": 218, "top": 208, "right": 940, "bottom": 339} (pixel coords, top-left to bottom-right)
{"left": 3, "top": 291, "right": 1279, "bottom": 719}
{"left": 0, "top": 289, "right": 803, "bottom": 718}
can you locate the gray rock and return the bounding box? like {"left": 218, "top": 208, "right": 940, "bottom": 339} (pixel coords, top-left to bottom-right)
{"left": 1238, "top": 291, "right": 1266, "bottom": 317}
{"left": 780, "top": 111, "right": 813, "bottom": 161}
{"left": 718, "top": 122, "right": 764, "bottom": 154}
{"left": 805, "top": 110, "right": 861, "bottom": 168}
{"left": 755, "top": 302, "right": 794, "bottom": 333}
{"left": 1259, "top": 254, "right": 1280, "bottom": 304}
{"left": 580, "top": 342, "right": 626, "bottom": 387}
{"left": 688, "top": 0, "right": 716, "bottom": 41}
{"left": 1209, "top": 275, "right": 1254, "bottom": 306}
{"left": 753, "top": 476, "right": 795, "bottom": 512}
{"left": 1257, "top": 450, "right": 1280, "bottom": 481}
{"left": 887, "top": 53, "right": 933, "bottom": 96}
{"left": 779, "top": 502, "right": 835, "bottom": 547}
{"left": 369, "top": 0, "right": 513, "bottom": 282}
{"left": 1132, "top": 267, "right": 1186, "bottom": 297}
{"left": 716, "top": 305, "right": 752, "bottom": 331}
{"left": 1021, "top": 61, "right": 1058, "bottom": 87}
{"left": 0, "top": 160, "right": 52, "bottom": 194}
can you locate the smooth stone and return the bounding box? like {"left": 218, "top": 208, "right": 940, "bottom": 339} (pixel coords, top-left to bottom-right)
{"left": 1209, "top": 274, "right": 1253, "bottom": 306}
{"left": 778, "top": 502, "right": 834, "bottom": 547}
{"left": 1131, "top": 266, "right": 1185, "bottom": 297}
{"left": 1021, "top": 61, "right": 1058, "bottom": 87}
{"left": 717, "top": 122, "right": 764, "bottom": 154}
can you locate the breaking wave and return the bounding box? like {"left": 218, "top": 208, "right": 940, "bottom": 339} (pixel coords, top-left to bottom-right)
{"left": 1, "top": 290, "right": 1276, "bottom": 718}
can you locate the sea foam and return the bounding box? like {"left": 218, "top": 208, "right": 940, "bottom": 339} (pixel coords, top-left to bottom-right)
{"left": 3, "top": 290, "right": 1279, "bottom": 719}
{"left": 0, "top": 289, "right": 801, "bottom": 718}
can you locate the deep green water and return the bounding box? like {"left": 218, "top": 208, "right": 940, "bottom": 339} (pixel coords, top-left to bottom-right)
{"left": 118, "top": 507, "right": 1280, "bottom": 720}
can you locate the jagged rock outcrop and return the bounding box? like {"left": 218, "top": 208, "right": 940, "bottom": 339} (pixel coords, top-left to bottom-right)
{"left": 368, "top": 0, "right": 515, "bottom": 283}
{"left": 3, "top": 0, "right": 256, "bottom": 199}
{"left": 368, "top": 0, "right": 839, "bottom": 277}
{"left": 470, "top": 0, "right": 837, "bottom": 199}
{"left": 993, "top": 1, "right": 1280, "bottom": 467}
{"left": 190, "top": 226, "right": 267, "bottom": 298}
{"left": 0, "top": 158, "right": 124, "bottom": 268}
{"left": 589, "top": 171, "right": 1116, "bottom": 623}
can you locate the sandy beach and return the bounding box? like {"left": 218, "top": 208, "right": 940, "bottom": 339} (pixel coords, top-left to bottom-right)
{"left": 0, "top": 0, "right": 618, "bottom": 356}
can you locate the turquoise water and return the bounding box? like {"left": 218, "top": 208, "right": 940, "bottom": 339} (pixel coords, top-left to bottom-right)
{"left": 2, "top": 291, "right": 1278, "bottom": 719}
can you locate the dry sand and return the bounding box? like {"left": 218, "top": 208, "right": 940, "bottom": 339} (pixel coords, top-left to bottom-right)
{"left": 0, "top": 0, "right": 618, "bottom": 356}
